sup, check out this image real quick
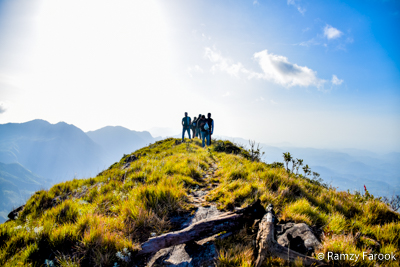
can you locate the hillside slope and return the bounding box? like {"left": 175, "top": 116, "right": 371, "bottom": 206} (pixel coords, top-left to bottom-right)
{"left": 0, "top": 138, "right": 399, "bottom": 267}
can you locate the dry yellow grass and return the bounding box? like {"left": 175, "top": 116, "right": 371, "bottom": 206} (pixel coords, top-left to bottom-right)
{"left": 0, "top": 138, "right": 399, "bottom": 266}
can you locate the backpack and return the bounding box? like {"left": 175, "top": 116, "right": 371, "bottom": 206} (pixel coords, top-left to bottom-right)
{"left": 206, "top": 118, "right": 213, "bottom": 132}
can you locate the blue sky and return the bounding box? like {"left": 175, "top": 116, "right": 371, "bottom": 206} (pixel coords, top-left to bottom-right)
{"left": 0, "top": 0, "right": 399, "bottom": 152}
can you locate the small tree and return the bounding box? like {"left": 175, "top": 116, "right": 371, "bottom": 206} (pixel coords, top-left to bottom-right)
{"left": 382, "top": 195, "right": 400, "bottom": 212}
{"left": 295, "top": 159, "right": 303, "bottom": 175}
{"left": 248, "top": 140, "right": 265, "bottom": 162}
{"left": 283, "top": 152, "right": 292, "bottom": 173}
{"left": 312, "top": 172, "right": 320, "bottom": 180}
{"left": 302, "top": 164, "right": 311, "bottom": 178}
{"left": 291, "top": 158, "right": 297, "bottom": 173}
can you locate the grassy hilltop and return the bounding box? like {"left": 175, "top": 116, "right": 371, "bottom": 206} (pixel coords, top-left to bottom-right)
{"left": 0, "top": 138, "right": 399, "bottom": 266}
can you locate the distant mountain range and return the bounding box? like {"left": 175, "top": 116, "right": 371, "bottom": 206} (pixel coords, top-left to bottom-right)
{"left": 0, "top": 162, "right": 47, "bottom": 222}
{"left": 216, "top": 136, "right": 400, "bottom": 198}
{"left": 0, "top": 120, "right": 158, "bottom": 222}
{"left": 0, "top": 119, "right": 105, "bottom": 182}
{"left": 86, "top": 125, "right": 158, "bottom": 165}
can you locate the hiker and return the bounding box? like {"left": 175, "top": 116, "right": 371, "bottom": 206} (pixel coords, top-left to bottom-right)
{"left": 198, "top": 115, "right": 208, "bottom": 147}
{"left": 191, "top": 116, "right": 197, "bottom": 138}
{"left": 206, "top": 113, "right": 214, "bottom": 146}
{"left": 195, "top": 114, "right": 202, "bottom": 138}
{"left": 182, "top": 112, "right": 191, "bottom": 142}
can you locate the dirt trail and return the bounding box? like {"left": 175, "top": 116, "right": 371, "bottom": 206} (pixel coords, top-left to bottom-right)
{"left": 189, "top": 162, "right": 219, "bottom": 208}
{"left": 145, "top": 162, "right": 222, "bottom": 267}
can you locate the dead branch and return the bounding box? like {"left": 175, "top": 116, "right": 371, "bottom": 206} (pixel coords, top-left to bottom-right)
{"left": 138, "top": 200, "right": 266, "bottom": 255}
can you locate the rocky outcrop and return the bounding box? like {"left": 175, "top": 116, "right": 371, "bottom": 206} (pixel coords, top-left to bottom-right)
{"left": 122, "top": 154, "right": 138, "bottom": 169}
{"left": 7, "top": 205, "right": 25, "bottom": 220}
{"left": 276, "top": 222, "right": 321, "bottom": 255}
{"left": 148, "top": 236, "right": 220, "bottom": 267}
{"left": 254, "top": 205, "right": 325, "bottom": 267}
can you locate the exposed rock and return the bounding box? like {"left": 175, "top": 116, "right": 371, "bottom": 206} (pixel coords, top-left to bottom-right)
{"left": 123, "top": 154, "right": 138, "bottom": 169}
{"left": 146, "top": 205, "right": 230, "bottom": 266}
{"left": 125, "top": 154, "right": 138, "bottom": 163}
{"left": 276, "top": 223, "right": 321, "bottom": 255}
{"left": 174, "top": 140, "right": 182, "bottom": 145}
{"left": 7, "top": 204, "right": 25, "bottom": 220}
{"left": 255, "top": 206, "right": 325, "bottom": 267}
{"left": 52, "top": 195, "right": 69, "bottom": 207}
{"left": 149, "top": 240, "right": 218, "bottom": 267}
{"left": 191, "top": 206, "right": 221, "bottom": 223}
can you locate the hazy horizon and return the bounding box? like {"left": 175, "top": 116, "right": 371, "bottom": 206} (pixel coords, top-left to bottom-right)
{"left": 2, "top": 118, "right": 399, "bottom": 155}
{"left": 0, "top": 0, "right": 399, "bottom": 154}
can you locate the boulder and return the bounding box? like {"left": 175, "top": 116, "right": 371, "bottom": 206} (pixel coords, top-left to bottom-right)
{"left": 123, "top": 154, "right": 138, "bottom": 169}
{"left": 125, "top": 154, "right": 138, "bottom": 163}
{"left": 149, "top": 239, "right": 218, "bottom": 267}
{"left": 276, "top": 223, "right": 321, "bottom": 255}
{"left": 7, "top": 204, "right": 25, "bottom": 220}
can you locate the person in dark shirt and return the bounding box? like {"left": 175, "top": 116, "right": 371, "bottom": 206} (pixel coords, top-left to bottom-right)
{"left": 191, "top": 116, "right": 197, "bottom": 139}
{"left": 195, "top": 114, "right": 202, "bottom": 138}
{"left": 197, "top": 115, "right": 207, "bottom": 147}
{"left": 206, "top": 113, "right": 214, "bottom": 146}
{"left": 181, "top": 112, "right": 191, "bottom": 142}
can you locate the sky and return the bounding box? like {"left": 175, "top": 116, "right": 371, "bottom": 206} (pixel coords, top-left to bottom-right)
{"left": 0, "top": 0, "right": 399, "bottom": 153}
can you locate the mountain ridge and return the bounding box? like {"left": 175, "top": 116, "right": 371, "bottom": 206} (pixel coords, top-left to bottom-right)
{"left": 0, "top": 138, "right": 398, "bottom": 266}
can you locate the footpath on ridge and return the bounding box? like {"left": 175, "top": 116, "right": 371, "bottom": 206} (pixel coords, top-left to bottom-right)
{"left": 145, "top": 161, "right": 224, "bottom": 266}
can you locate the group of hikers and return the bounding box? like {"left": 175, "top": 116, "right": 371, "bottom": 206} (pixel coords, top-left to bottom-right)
{"left": 182, "top": 112, "right": 214, "bottom": 147}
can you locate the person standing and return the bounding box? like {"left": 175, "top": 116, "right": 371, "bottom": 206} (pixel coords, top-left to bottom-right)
{"left": 206, "top": 113, "right": 214, "bottom": 146}
{"left": 191, "top": 116, "right": 197, "bottom": 139}
{"left": 195, "top": 114, "right": 202, "bottom": 138}
{"left": 182, "top": 112, "right": 191, "bottom": 142}
{"left": 197, "top": 115, "right": 207, "bottom": 147}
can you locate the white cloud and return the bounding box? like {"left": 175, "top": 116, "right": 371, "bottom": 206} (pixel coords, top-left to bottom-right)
{"left": 202, "top": 33, "right": 211, "bottom": 40}
{"left": 270, "top": 99, "right": 278, "bottom": 105}
{"left": 331, "top": 75, "right": 344, "bottom": 85}
{"left": 287, "top": 0, "right": 306, "bottom": 15}
{"left": 252, "top": 50, "right": 326, "bottom": 88}
{"left": 204, "top": 47, "right": 330, "bottom": 89}
{"left": 298, "top": 38, "right": 320, "bottom": 47}
{"left": 222, "top": 91, "right": 231, "bottom": 97}
{"left": 324, "top": 25, "right": 343, "bottom": 40}
{"left": 205, "top": 47, "right": 249, "bottom": 77}
{"left": 187, "top": 65, "right": 204, "bottom": 77}
{"left": 0, "top": 102, "right": 8, "bottom": 114}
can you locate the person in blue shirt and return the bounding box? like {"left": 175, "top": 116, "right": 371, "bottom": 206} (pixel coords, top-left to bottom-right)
{"left": 182, "top": 112, "right": 191, "bottom": 142}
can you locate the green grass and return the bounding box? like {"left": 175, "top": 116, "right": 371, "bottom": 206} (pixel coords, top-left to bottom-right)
{"left": 0, "top": 138, "right": 399, "bottom": 267}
